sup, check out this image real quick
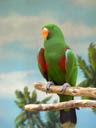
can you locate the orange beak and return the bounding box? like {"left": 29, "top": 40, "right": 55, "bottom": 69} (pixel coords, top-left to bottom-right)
{"left": 42, "top": 28, "right": 49, "bottom": 40}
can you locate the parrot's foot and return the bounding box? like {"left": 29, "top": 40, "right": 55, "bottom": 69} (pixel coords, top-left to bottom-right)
{"left": 46, "top": 81, "right": 54, "bottom": 93}
{"left": 61, "top": 83, "right": 71, "bottom": 94}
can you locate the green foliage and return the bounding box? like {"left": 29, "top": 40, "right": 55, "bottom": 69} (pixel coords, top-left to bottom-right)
{"left": 31, "top": 90, "right": 37, "bottom": 103}
{"left": 88, "top": 43, "right": 96, "bottom": 72}
{"left": 78, "top": 42, "right": 96, "bottom": 110}
{"left": 78, "top": 80, "right": 89, "bottom": 87}
{"left": 24, "top": 87, "right": 30, "bottom": 104}
{"left": 78, "top": 43, "right": 96, "bottom": 88}
{"left": 15, "top": 86, "right": 64, "bottom": 128}
{"left": 78, "top": 56, "right": 92, "bottom": 79}
{"left": 40, "top": 96, "right": 52, "bottom": 104}
{"left": 15, "top": 86, "right": 51, "bottom": 128}
{"left": 56, "top": 123, "right": 64, "bottom": 128}
{"left": 15, "top": 90, "right": 24, "bottom": 102}
{"left": 45, "top": 110, "right": 60, "bottom": 128}
{"left": 44, "top": 100, "right": 63, "bottom": 128}
{"left": 44, "top": 110, "right": 64, "bottom": 128}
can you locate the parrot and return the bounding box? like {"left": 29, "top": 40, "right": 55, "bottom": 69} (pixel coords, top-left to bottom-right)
{"left": 37, "top": 24, "right": 78, "bottom": 127}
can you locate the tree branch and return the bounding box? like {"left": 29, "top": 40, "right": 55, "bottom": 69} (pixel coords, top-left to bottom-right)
{"left": 34, "top": 82, "right": 96, "bottom": 98}
{"left": 24, "top": 82, "right": 96, "bottom": 112}
{"left": 25, "top": 100, "right": 96, "bottom": 111}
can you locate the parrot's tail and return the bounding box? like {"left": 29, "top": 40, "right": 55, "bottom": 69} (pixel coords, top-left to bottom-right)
{"left": 60, "top": 108, "right": 77, "bottom": 126}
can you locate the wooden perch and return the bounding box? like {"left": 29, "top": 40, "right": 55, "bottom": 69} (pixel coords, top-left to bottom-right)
{"left": 25, "top": 100, "right": 96, "bottom": 111}
{"left": 24, "top": 82, "right": 96, "bottom": 112}
{"left": 34, "top": 82, "right": 96, "bottom": 98}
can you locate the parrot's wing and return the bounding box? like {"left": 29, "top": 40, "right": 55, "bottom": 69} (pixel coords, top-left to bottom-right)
{"left": 37, "top": 48, "right": 48, "bottom": 80}
{"left": 65, "top": 49, "right": 78, "bottom": 86}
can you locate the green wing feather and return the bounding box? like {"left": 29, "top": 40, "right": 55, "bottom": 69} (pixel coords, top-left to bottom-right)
{"left": 59, "top": 49, "right": 78, "bottom": 102}
{"left": 65, "top": 49, "right": 78, "bottom": 86}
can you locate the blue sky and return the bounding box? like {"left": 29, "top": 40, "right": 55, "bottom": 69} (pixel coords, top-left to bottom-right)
{"left": 0, "top": 0, "right": 96, "bottom": 98}
{"left": 0, "top": 0, "right": 96, "bottom": 127}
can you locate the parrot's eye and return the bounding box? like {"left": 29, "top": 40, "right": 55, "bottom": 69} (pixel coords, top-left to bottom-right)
{"left": 47, "top": 32, "right": 50, "bottom": 40}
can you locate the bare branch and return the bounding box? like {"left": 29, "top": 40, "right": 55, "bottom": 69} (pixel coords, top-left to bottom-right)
{"left": 25, "top": 100, "right": 96, "bottom": 111}
{"left": 24, "top": 82, "right": 96, "bottom": 112}
{"left": 34, "top": 82, "right": 96, "bottom": 98}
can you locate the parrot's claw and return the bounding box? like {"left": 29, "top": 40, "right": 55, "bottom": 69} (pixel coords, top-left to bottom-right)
{"left": 61, "top": 83, "right": 71, "bottom": 94}
{"left": 46, "top": 81, "right": 54, "bottom": 93}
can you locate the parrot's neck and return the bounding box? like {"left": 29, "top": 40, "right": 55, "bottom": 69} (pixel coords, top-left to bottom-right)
{"left": 44, "top": 39, "right": 69, "bottom": 62}
{"left": 44, "top": 39, "right": 68, "bottom": 53}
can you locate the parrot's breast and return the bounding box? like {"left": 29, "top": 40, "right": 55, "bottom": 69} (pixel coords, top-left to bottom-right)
{"left": 44, "top": 51, "right": 66, "bottom": 84}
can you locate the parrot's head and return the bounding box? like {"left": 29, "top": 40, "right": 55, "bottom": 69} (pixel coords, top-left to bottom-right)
{"left": 42, "top": 24, "right": 65, "bottom": 50}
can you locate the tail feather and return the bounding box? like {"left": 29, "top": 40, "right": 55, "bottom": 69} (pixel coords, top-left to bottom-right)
{"left": 60, "top": 109, "right": 77, "bottom": 124}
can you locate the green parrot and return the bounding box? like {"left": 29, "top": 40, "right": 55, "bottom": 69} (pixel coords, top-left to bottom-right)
{"left": 37, "top": 24, "right": 78, "bottom": 127}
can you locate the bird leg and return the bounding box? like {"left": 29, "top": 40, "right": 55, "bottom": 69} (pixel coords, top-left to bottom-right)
{"left": 46, "top": 81, "right": 54, "bottom": 93}
{"left": 61, "top": 82, "right": 71, "bottom": 94}
{"left": 61, "top": 83, "right": 79, "bottom": 110}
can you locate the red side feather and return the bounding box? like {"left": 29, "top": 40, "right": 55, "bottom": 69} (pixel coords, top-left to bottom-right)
{"left": 38, "top": 48, "right": 48, "bottom": 73}
{"left": 58, "top": 48, "right": 69, "bottom": 73}
{"left": 58, "top": 55, "right": 66, "bottom": 73}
